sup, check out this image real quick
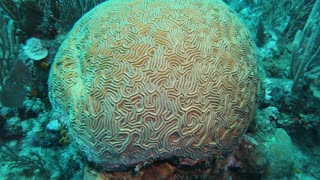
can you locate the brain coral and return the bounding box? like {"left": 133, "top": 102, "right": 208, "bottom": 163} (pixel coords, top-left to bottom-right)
{"left": 48, "top": 0, "right": 258, "bottom": 170}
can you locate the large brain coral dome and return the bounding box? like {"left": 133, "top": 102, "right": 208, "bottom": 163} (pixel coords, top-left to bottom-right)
{"left": 49, "top": 0, "right": 258, "bottom": 170}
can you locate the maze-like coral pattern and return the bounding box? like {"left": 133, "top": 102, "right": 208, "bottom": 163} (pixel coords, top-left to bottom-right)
{"left": 49, "top": 0, "right": 258, "bottom": 170}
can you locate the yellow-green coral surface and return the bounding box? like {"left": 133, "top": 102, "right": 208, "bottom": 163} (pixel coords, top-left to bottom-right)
{"left": 48, "top": 0, "right": 258, "bottom": 170}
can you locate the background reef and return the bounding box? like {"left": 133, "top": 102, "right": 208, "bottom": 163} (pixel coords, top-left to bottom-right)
{"left": 0, "top": 0, "right": 319, "bottom": 179}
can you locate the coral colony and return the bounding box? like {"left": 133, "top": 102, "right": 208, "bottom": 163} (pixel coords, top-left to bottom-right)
{"left": 0, "top": 0, "right": 319, "bottom": 179}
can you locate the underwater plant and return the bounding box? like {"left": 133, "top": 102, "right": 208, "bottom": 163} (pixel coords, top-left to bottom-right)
{"left": 290, "top": 0, "right": 320, "bottom": 92}
{"left": 0, "top": 15, "right": 17, "bottom": 85}
{"left": 0, "top": 15, "right": 32, "bottom": 108}
{"left": 0, "top": 141, "right": 48, "bottom": 178}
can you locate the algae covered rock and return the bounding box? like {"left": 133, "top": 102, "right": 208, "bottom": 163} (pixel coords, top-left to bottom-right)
{"left": 264, "top": 128, "right": 294, "bottom": 179}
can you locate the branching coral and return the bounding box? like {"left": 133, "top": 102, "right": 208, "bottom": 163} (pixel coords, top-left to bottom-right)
{"left": 290, "top": 0, "right": 320, "bottom": 92}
